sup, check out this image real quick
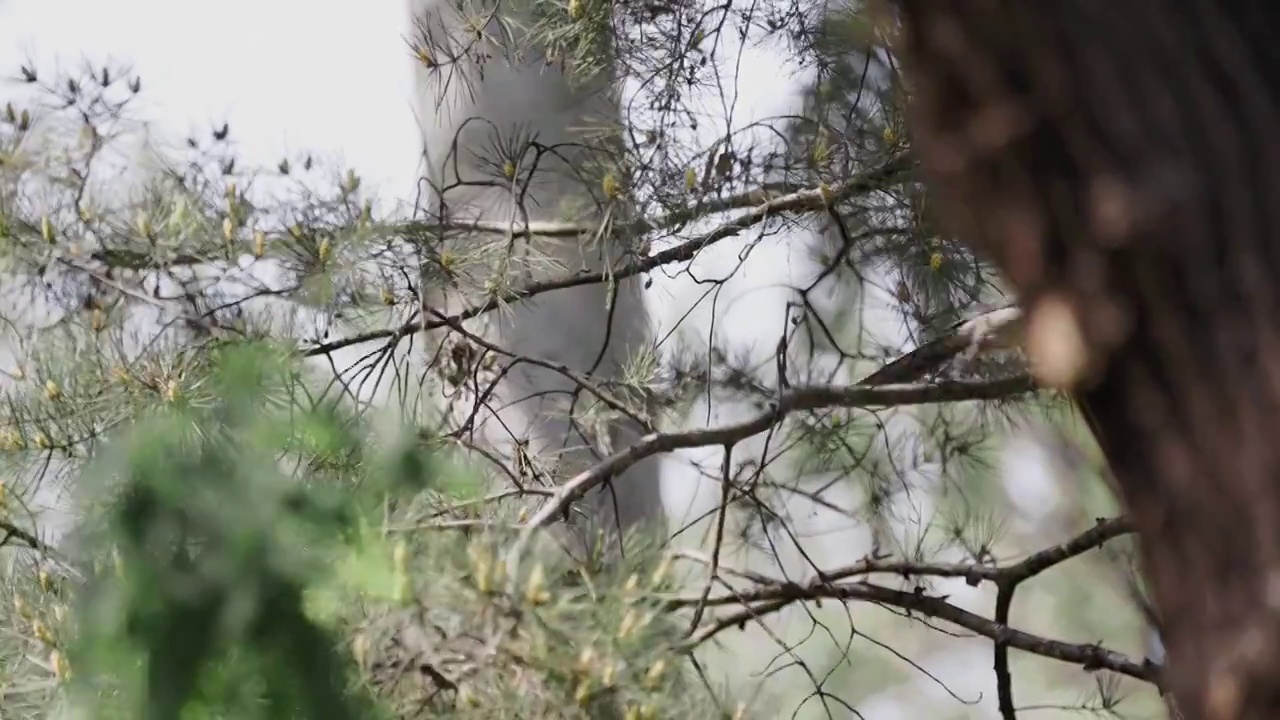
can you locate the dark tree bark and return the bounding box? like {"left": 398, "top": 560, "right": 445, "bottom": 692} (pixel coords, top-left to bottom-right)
{"left": 890, "top": 3, "right": 1280, "bottom": 719}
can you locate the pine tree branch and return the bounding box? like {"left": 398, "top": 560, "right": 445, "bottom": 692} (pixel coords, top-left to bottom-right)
{"left": 303, "top": 154, "right": 913, "bottom": 358}
{"left": 506, "top": 375, "right": 1035, "bottom": 577}
{"left": 672, "top": 567, "right": 1157, "bottom": 685}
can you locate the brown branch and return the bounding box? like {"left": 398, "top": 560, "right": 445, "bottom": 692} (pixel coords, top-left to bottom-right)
{"left": 505, "top": 375, "right": 1035, "bottom": 579}
{"left": 672, "top": 577, "right": 1157, "bottom": 686}
{"left": 994, "top": 516, "right": 1139, "bottom": 717}
{"left": 302, "top": 154, "right": 912, "bottom": 358}
{"left": 671, "top": 515, "right": 1140, "bottom": 709}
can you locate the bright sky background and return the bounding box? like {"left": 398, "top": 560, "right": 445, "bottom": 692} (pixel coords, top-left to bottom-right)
{"left": 0, "top": 0, "right": 425, "bottom": 210}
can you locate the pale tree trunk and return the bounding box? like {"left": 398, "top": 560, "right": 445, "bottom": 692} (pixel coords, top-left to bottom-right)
{"left": 890, "top": 2, "right": 1280, "bottom": 719}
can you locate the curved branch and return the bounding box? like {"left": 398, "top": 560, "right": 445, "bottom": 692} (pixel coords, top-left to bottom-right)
{"left": 302, "top": 154, "right": 913, "bottom": 358}
{"left": 674, "top": 573, "right": 1156, "bottom": 685}
{"left": 508, "top": 375, "right": 1034, "bottom": 567}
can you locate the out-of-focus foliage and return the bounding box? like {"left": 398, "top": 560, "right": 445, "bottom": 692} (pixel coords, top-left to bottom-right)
{"left": 4, "top": 339, "right": 730, "bottom": 719}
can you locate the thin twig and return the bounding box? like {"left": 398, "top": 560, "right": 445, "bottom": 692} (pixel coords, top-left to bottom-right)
{"left": 668, "top": 517, "right": 1141, "bottom": 703}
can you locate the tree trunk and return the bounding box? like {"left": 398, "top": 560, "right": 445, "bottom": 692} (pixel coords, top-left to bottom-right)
{"left": 890, "top": 3, "right": 1280, "bottom": 719}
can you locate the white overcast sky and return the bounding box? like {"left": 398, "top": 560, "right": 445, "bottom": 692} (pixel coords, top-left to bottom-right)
{"left": 0, "top": 0, "right": 425, "bottom": 210}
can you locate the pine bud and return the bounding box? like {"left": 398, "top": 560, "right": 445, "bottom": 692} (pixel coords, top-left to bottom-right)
{"left": 33, "top": 620, "right": 53, "bottom": 645}
{"left": 353, "top": 633, "right": 373, "bottom": 670}
{"left": 0, "top": 428, "right": 23, "bottom": 451}
{"left": 818, "top": 182, "right": 834, "bottom": 206}
{"left": 643, "top": 659, "right": 666, "bottom": 688}
{"left": 50, "top": 649, "right": 69, "bottom": 680}
{"left": 136, "top": 211, "right": 152, "bottom": 239}
{"left": 168, "top": 197, "right": 188, "bottom": 230}
{"left": 525, "top": 563, "right": 551, "bottom": 605}
{"left": 650, "top": 555, "right": 671, "bottom": 587}
{"left": 882, "top": 124, "right": 897, "bottom": 146}
{"left": 602, "top": 173, "right": 622, "bottom": 200}
{"left": 393, "top": 539, "right": 408, "bottom": 573}
{"left": 618, "top": 609, "right": 637, "bottom": 639}
{"left": 471, "top": 547, "right": 492, "bottom": 593}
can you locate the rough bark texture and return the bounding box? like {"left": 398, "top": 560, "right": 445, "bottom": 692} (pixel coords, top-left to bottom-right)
{"left": 891, "top": 3, "right": 1280, "bottom": 719}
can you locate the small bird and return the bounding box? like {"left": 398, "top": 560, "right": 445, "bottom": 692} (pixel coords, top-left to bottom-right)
{"left": 860, "top": 302, "right": 1023, "bottom": 385}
